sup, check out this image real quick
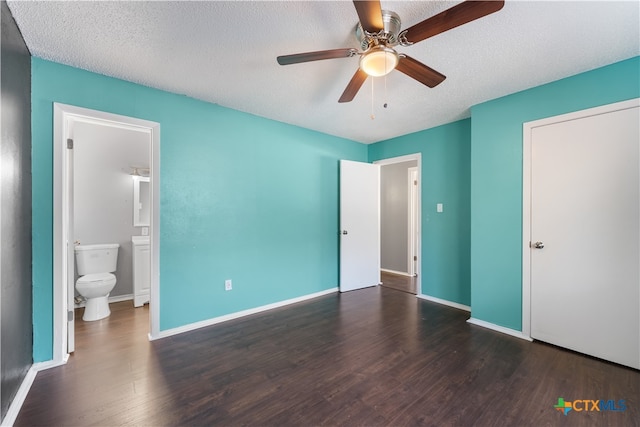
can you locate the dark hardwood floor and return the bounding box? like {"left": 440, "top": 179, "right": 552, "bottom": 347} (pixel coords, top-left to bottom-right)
{"left": 380, "top": 270, "right": 417, "bottom": 294}
{"left": 16, "top": 287, "right": 639, "bottom": 426}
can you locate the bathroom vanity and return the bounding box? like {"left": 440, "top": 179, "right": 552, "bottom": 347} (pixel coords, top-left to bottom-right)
{"left": 131, "top": 235, "right": 150, "bottom": 307}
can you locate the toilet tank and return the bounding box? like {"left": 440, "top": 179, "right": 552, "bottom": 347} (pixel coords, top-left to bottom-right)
{"left": 75, "top": 243, "right": 120, "bottom": 275}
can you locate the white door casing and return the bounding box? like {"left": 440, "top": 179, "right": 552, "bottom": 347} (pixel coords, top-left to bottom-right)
{"left": 66, "top": 135, "right": 75, "bottom": 353}
{"left": 523, "top": 99, "right": 639, "bottom": 369}
{"left": 340, "top": 160, "right": 380, "bottom": 292}
{"left": 53, "top": 103, "right": 161, "bottom": 367}
{"left": 375, "top": 154, "right": 422, "bottom": 293}
{"left": 408, "top": 167, "right": 419, "bottom": 277}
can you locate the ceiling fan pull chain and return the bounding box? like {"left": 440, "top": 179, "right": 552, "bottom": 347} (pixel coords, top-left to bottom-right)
{"left": 383, "top": 53, "right": 388, "bottom": 109}
{"left": 384, "top": 71, "right": 388, "bottom": 109}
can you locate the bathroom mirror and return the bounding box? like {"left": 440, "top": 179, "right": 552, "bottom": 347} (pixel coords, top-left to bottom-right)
{"left": 133, "top": 176, "right": 150, "bottom": 227}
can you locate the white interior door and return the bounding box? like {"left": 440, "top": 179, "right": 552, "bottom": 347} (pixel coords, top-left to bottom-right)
{"left": 408, "top": 167, "right": 419, "bottom": 276}
{"left": 530, "top": 103, "right": 639, "bottom": 369}
{"left": 66, "top": 137, "right": 75, "bottom": 353}
{"left": 340, "top": 160, "right": 380, "bottom": 292}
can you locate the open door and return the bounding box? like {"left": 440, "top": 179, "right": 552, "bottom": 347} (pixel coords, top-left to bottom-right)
{"left": 339, "top": 160, "right": 380, "bottom": 292}
{"left": 65, "top": 137, "right": 75, "bottom": 353}
{"left": 53, "top": 103, "right": 160, "bottom": 366}
{"left": 408, "top": 167, "right": 419, "bottom": 277}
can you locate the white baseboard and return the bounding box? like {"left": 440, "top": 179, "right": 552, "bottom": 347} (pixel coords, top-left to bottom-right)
{"left": 381, "top": 268, "right": 414, "bottom": 277}
{"left": 75, "top": 293, "right": 133, "bottom": 308}
{"left": 466, "top": 317, "right": 533, "bottom": 341}
{"left": 108, "top": 293, "right": 134, "bottom": 303}
{"left": 150, "top": 287, "right": 338, "bottom": 341}
{"left": 0, "top": 354, "right": 72, "bottom": 426}
{"left": 0, "top": 366, "right": 37, "bottom": 427}
{"left": 417, "top": 294, "right": 471, "bottom": 312}
{"left": 32, "top": 353, "right": 69, "bottom": 372}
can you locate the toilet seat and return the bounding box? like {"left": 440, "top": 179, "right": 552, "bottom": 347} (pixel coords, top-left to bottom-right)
{"left": 77, "top": 272, "right": 116, "bottom": 286}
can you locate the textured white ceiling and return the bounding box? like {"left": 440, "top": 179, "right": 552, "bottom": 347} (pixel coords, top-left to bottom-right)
{"left": 8, "top": 1, "right": 639, "bottom": 144}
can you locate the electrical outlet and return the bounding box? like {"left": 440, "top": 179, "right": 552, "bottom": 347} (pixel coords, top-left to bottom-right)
{"left": 225, "top": 279, "right": 232, "bottom": 291}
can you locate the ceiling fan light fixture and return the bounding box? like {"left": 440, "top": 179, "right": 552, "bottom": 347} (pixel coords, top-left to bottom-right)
{"left": 359, "top": 46, "right": 398, "bottom": 77}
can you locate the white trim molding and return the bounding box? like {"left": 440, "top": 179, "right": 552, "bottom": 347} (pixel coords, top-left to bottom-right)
{"left": 0, "top": 355, "right": 74, "bottom": 427}
{"left": 0, "top": 365, "right": 37, "bottom": 427}
{"left": 417, "top": 294, "right": 471, "bottom": 312}
{"left": 373, "top": 153, "right": 422, "bottom": 293}
{"left": 380, "top": 268, "right": 414, "bottom": 278}
{"left": 151, "top": 288, "right": 338, "bottom": 340}
{"left": 74, "top": 293, "right": 134, "bottom": 308}
{"left": 467, "top": 318, "right": 533, "bottom": 341}
{"left": 106, "top": 294, "right": 134, "bottom": 304}
{"left": 32, "top": 357, "right": 69, "bottom": 371}
{"left": 53, "top": 103, "right": 161, "bottom": 361}
{"left": 374, "top": 154, "right": 421, "bottom": 165}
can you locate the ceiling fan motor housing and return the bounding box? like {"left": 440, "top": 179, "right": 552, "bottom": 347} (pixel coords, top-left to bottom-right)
{"left": 356, "top": 10, "right": 402, "bottom": 50}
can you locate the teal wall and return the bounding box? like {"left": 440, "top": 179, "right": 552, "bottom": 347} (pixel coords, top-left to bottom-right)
{"left": 32, "top": 58, "right": 366, "bottom": 362}
{"left": 470, "top": 56, "right": 640, "bottom": 330}
{"left": 32, "top": 55, "right": 639, "bottom": 361}
{"left": 369, "top": 119, "right": 471, "bottom": 306}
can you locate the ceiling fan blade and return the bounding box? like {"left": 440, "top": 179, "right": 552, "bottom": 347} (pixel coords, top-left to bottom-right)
{"left": 402, "top": 1, "right": 505, "bottom": 44}
{"left": 277, "top": 48, "right": 358, "bottom": 65}
{"left": 395, "top": 55, "right": 446, "bottom": 88}
{"left": 339, "top": 69, "right": 368, "bottom": 103}
{"left": 353, "top": 0, "right": 384, "bottom": 33}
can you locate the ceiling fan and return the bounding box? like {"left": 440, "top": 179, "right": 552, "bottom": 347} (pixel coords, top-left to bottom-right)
{"left": 277, "top": 0, "right": 505, "bottom": 103}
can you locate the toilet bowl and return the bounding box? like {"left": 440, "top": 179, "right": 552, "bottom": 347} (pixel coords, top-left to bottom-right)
{"left": 76, "top": 273, "right": 117, "bottom": 321}
{"left": 75, "top": 243, "right": 119, "bottom": 321}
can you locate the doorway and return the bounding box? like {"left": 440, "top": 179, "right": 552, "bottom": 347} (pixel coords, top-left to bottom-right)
{"left": 52, "top": 104, "right": 160, "bottom": 365}
{"left": 338, "top": 154, "right": 422, "bottom": 295}
{"left": 376, "top": 154, "right": 421, "bottom": 295}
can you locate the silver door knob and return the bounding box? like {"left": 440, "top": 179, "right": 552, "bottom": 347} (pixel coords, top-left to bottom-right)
{"left": 532, "top": 241, "right": 544, "bottom": 249}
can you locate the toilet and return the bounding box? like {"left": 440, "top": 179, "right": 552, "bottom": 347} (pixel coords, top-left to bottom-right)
{"left": 75, "top": 243, "right": 119, "bottom": 321}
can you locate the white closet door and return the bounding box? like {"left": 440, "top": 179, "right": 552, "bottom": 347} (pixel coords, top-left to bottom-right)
{"left": 530, "top": 104, "right": 639, "bottom": 369}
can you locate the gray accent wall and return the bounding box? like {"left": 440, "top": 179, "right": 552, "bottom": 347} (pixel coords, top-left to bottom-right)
{"left": 380, "top": 160, "right": 417, "bottom": 273}
{"left": 1, "top": 0, "right": 32, "bottom": 420}
{"left": 73, "top": 121, "right": 150, "bottom": 299}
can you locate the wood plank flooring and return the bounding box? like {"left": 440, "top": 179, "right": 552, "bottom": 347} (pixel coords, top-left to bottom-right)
{"left": 380, "top": 270, "right": 416, "bottom": 294}
{"left": 16, "top": 287, "right": 639, "bottom": 426}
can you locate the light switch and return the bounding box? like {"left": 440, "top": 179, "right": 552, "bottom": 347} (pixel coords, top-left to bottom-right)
{"left": 141, "top": 227, "right": 149, "bottom": 236}
{"left": 436, "top": 203, "right": 443, "bottom": 213}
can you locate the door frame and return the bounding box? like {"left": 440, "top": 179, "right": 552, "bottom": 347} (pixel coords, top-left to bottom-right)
{"left": 374, "top": 153, "right": 422, "bottom": 294}
{"left": 52, "top": 103, "right": 161, "bottom": 365}
{"left": 408, "top": 167, "right": 419, "bottom": 277}
{"left": 521, "top": 98, "right": 639, "bottom": 339}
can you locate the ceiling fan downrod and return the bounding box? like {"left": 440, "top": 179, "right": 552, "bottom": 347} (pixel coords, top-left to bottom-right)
{"left": 356, "top": 10, "right": 402, "bottom": 50}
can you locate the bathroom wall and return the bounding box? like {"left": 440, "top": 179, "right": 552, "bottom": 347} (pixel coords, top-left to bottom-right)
{"left": 1, "top": 0, "right": 33, "bottom": 420}
{"left": 380, "top": 160, "right": 417, "bottom": 273}
{"left": 73, "top": 121, "right": 150, "bottom": 299}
